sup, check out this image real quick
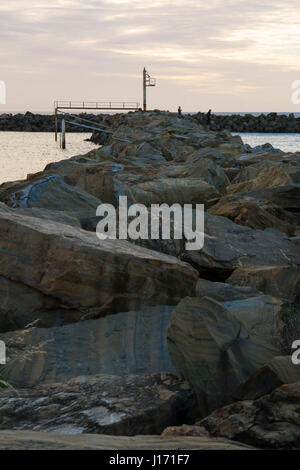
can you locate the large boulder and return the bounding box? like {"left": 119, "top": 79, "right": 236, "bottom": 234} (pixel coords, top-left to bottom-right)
{"left": 196, "top": 278, "right": 260, "bottom": 302}
{"left": 240, "top": 184, "right": 300, "bottom": 211}
{"left": 200, "top": 382, "right": 300, "bottom": 449}
{"left": 237, "top": 356, "right": 300, "bottom": 400}
{"left": 167, "top": 295, "right": 282, "bottom": 417}
{"left": 225, "top": 162, "right": 300, "bottom": 213}
{"left": 0, "top": 175, "right": 101, "bottom": 217}
{"left": 123, "top": 178, "right": 219, "bottom": 206}
{"left": 227, "top": 164, "right": 299, "bottom": 194}
{"left": 160, "top": 158, "right": 229, "bottom": 193}
{"left": 14, "top": 207, "right": 82, "bottom": 228}
{"left": 134, "top": 142, "right": 166, "bottom": 163}
{"left": 227, "top": 266, "right": 300, "bottom": 306}
{"left": 208, "top": 195, "right": 297, "bottom": 236}
{"left": 0, "top": 205, "right": 198, "bottom": 324}
{"left": 135, "top": 213, "right": 300, "bottom": 279}
{"left": 1, "top": 156, "right": 157, "bottom": 209}
{"left": 231, "top": 159, "right": 279, "bottom": 184}
{"left": 0, "top": 275, "right": 79, "bottom": 332}
{"left": 184, "top": 147, "right": 237, "bottom": 167}
{"left": 236, "top": 151, "right": 300, "bottom": 166}
{"left": 44, "top": 158, "right": 130, "bottom": 203}
{"left": 186, "top": 213, "right": 300, "bottom": 276}
{"left": 1, "top": 306, "right": 176, "bottom": 387}
{"left": 0, "top": 373, "right": 197, "bottom": 436}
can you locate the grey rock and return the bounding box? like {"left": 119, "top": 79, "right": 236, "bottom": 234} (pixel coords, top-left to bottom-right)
{"left": 0, "top": 373, "right": 197, "bottom": 436}
{"left": 167, "top": 295, "right": 282, "bottom": 417}
{"left": 1, "top": 306, "right": 176, "bottom": 387}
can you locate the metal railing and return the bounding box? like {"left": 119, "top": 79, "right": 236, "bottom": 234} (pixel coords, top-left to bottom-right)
{"left": 55, "top": 111, "right": 133, "bottom": 147}
{"left": 54, "top": 101, "right": 140, "bottom": 110}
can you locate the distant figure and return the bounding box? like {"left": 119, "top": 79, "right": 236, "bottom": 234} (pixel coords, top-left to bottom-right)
{"left": 206, "top": 109, "right": 212, "bottom": 129}
{"left": 178, "top": 106, "right": 182, "bottom": 118}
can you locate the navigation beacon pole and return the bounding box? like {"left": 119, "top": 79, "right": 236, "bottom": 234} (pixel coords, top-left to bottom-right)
{"left": 143, "top": 67, "right": 147, "bottom": 111}
{"left": 143, "top": 67, "right": 156, "bottom": 112}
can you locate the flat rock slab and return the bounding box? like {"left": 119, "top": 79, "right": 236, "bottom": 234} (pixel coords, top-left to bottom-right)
{"left": 0, "top": 430, "right": 255, "bottom": 450}
{"left": 208, "top": 195, "right": 297, "bottom": 236}
{"left": 227, "top": 265, "right": 300, "bottom": 305}
{"left": 0, "top": 175, "right": 101, "bottom": 214}
{"left": 196, "top": 278, "right": 260, "bottom": 302}
{"left": 237, "top": 356, "right": 300, "bottom": 400}
{"left": 167, "top": 295, "right": 281, "bottom": 417}
{"left": 137, "top": 213, "right": 300, "bottom": 274}
{"left": 124, "top": 178, "right": 220, "bottom": 205}
{"left": 1, "top": 306, "right": 176, "bottom": 387}
{"left": 0, "top": 373, "right": 197, "bottom": 436}
{"left": 0, "top": 204, "right": 198, "bottom": 321}
{"left": 200, "top": 382, "right": 300, "bottom": 449}
{"left": 188, "top": 213, "right": 300, "bottom": 273}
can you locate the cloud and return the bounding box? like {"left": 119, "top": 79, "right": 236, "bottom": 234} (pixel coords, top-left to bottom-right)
{"left": 0, "top": 0, "right": 299, "bottom": 111}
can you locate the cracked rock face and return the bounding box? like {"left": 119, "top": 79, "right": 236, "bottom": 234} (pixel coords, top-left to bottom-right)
{"left": 1, "top": 306, "right": 177, "bottom": 388}
{"left": 0, "top": 204, "right": 198, "bottom": 332}
{"left": 0, "top": 373, "right": 197, "bottom": 436}
{"left": 199, "top": 382, "right": 300, "bottom": 450}
{"left": 167, "top": 295, "right": 282, "bottom": 417}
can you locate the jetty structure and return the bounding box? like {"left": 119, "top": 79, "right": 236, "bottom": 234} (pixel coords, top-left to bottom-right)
{"left": 54, "top": 67, "right": 156, "bottom": 147}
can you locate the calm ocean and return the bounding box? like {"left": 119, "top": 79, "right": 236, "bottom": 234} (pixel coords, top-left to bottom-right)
{"left": 0, "top": 132, "right": 95, "bottom": 185}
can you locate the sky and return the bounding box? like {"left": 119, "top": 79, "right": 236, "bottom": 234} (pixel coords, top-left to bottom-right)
{"left": 0, "top": 0, "right": 300, "bottom": 113}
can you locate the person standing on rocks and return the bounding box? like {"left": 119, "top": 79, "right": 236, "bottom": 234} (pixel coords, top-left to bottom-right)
{"left": 206, "top": 109, "right": 212, "bottom": 129}
{"left": 178, "top": 106, "right": 183, "bottom": 118}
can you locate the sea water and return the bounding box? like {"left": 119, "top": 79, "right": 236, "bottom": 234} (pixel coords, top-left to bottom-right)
{"left": 0, "top": 132, "right": 96, "bottom": 185}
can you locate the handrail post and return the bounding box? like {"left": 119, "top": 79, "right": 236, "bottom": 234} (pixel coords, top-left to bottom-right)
{"left": 55, "top": 107, "right": 58, "bottom": 142}
{"left": 61, "top": 118, "right": 66, "bottom": 149}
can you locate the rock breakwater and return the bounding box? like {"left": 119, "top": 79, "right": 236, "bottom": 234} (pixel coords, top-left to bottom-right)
{"left": 1, "top": 110, "right": 300, "bottom": 133}
{"left": 0, "top": 111, "right": 104, "bottom": 132}
{"left": 0, "top": 110, "right": 299, "bottom": 450}
{"left": 193, "top": 111, "right": 300, "bottom": 133}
